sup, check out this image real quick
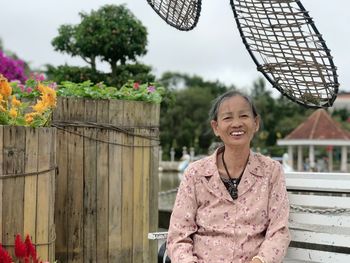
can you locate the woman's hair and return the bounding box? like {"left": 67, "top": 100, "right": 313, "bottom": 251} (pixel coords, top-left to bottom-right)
{"left": 208, "top": 90, "right": 258, "bottom": 121}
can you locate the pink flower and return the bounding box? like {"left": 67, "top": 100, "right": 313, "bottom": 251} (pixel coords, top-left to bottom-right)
{"left": 133, "top": 82, "right": 140, "bottom": 90}
{"left": 147, "top": 85, "right": 156, "bottom": 93}
{"left": 26, "top": 87, "right": 33, "bottom": 93}
{"left": 19, "top": 84, "right": 25, "bottom": 92}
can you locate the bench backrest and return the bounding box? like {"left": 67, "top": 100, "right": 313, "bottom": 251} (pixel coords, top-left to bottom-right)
{"left": 285, "top": 172, "right": 350, "bottom": 262}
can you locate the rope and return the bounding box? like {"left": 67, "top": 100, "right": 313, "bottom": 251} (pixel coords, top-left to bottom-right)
{"left": 0, "top": 166, "right": 57, "bottom": 180}
{"left": 54, "top": 126, "right": 159, "bottom": 148}
{"left": 2, "top": 232, "right": 56, "bottom": 247}
{"left": 52, "top": 121, "right": 160, "bottom": 141}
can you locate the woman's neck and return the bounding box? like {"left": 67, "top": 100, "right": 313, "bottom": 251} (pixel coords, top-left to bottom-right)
{"left": 220, "top": 146, "right": 250, "bottom": 178}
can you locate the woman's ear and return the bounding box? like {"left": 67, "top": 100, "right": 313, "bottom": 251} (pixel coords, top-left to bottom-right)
{"left": 254, "top": 116, "right": 260, "bottom": 132}
{"left": 210, "top": 120, "right": 219, "bottom": 136}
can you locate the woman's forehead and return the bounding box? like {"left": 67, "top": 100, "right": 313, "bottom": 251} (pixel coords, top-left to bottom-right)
{"left": 218, "top": 96, "right": 252, "bottom": 111}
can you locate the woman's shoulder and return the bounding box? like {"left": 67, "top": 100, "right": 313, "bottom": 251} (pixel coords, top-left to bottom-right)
{"left": 184, "top": 154, "right": 217, "bottom": 179}
{"left": 252, "top": 152, "right": 282, "bottom": 172}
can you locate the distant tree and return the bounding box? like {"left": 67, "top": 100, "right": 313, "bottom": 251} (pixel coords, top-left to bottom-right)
{"left": 52, "top": 4, "right": 147, "bottom": 77}
{"left": 158, "top": 72, "right": 231, "bottom": 159}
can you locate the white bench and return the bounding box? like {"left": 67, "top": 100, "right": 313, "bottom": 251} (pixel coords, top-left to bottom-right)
{"left": 150, "top": 172, "right": 350, "bottom": 263}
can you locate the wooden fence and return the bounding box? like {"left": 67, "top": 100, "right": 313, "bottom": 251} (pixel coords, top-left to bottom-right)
{"left": 53, "top": 97, "right": 159, "bottom": 263}
{"left": 0, "top": 126, "right": 56, "bottom": 262}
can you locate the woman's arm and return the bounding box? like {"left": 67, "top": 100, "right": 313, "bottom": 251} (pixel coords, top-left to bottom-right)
{"left": 254, "top": 162, "right": 291, "bottom": 263}
{"left": 167, "top": 166, "right": 199, "bottom": 263}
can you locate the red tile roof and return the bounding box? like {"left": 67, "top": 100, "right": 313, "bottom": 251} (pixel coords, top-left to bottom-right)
{"left": 285, "top": 109, "right": 350, "bottom": 140}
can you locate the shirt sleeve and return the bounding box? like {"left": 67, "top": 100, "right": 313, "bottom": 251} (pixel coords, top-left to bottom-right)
{"left": 166, "top": 165, "right": 199, "bottom": 263}
{"left": 256, "top": 162, "right": 291, "bottom": 263}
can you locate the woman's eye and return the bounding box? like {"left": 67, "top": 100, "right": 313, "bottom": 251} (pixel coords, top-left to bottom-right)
{"left": 240, "top": 115, "right": 248, "bottom": 118}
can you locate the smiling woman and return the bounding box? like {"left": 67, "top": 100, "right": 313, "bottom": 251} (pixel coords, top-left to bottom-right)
{"left": 166, "top": 90, "right": 291, "bottom": 263}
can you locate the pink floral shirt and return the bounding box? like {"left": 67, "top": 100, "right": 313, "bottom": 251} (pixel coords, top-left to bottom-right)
{"left": 167, "top": 148, "right": 290, "bottom": 263}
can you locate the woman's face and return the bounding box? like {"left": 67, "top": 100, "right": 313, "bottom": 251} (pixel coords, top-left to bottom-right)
{"left": 210, "top": 95, "right": 259, "bottom": 148}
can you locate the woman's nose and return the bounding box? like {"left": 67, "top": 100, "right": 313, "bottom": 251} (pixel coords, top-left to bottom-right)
{"left": 230, "top": 118, "right": 243, "bottom": 127}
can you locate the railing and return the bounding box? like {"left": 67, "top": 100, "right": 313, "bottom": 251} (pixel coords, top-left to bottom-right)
{"left": 151, "top": 172, "right": 350, "bottom": 263}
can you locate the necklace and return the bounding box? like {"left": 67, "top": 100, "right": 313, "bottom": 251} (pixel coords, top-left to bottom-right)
{"left": 221, "top": 150, "right": 244, "bottom": 200}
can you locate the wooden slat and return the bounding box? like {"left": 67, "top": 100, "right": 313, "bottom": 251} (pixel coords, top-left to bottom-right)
{"left": 55, "top": 97, "right": 69, "bottom": 262}
{"left": 286, "top": 173, "right": 350, "bottom": 193}
{"left": 23, "top": 128, "right": 38, "bottom": 242}
{"left": 288, "top": 193, "right": 350, "bottom": 209}
{"left": 3, "top": 126, "right": 25, "bottom": 255}
{"left": 83, "top": 99, "right": 97, "bottom": 263}
{"left": 132, "top": 102, "right": 144, "bottom": 263}
{"left": 108, "top": 100, "right": 123, "bottom": 262}
{"left": 36, "top": 128, "right": 51, "bottom": 261}
{"left": 289, "top": 212, "right": 350, "bottom": 228}
{"left": 290, "top": 228, "right": 350, "bottom": 247}
{"left": 48, "top": 128, "right": 56, "bottom": 261}
{"left": 96, "top": 100, "right": 109, "bottom": 263}
{"left": 67, "top": 99, "right": 84, "bottom": 262}
{"left": 286, "top": 247, "right": 350, "bottom": 262}
{"left": 121, "top": 101, "right": 134, "bottom": 262}
{"left": 149, "top": 103, "right": 160, "bottom": 263}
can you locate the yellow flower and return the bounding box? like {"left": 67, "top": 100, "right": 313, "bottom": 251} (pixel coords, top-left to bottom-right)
{"left": 39, "top": 85, "right": 57, "bottom": 107}
{"left": 9, "top": 108, "right": 18, "bottom": 118}
{"left": 32, "top": 100, "right": 47, "bottom": 113}
{"left": 25, "top": 113, "right": 35, "bottom": 124}
{"left": 0, "top": 105, "right": 6, "bottom": 112}
{"left": 11, "top": 95, "right": 21, "bottom": 107}
{"left": 0, "top": 75, "right": 12, "bottom": 98}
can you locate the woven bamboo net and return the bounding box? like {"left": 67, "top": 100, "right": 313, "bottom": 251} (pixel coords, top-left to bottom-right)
{"left": 231, "top": 0, "right": 338, "bottom": 108}
{"left": 147, "top": 0, "right": 202, "bottom": 31}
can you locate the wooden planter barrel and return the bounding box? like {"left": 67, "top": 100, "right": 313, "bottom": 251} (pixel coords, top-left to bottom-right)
{"left": 0, "top": 126, "right": 56, "bottom": 262}
{"left": 53, "top": 98, "right": 159, "bottom": 263}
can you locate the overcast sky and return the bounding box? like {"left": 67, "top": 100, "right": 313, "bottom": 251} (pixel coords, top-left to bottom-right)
{"left": 0, "top": 0, "right": 349, "bottom": 94}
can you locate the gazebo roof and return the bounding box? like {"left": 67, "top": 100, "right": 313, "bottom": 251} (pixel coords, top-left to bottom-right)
{"left": 278, "top": 109, "right": 350, "bottom": 146}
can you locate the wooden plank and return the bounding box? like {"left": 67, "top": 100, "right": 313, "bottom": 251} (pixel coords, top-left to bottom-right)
{"left": 67, "top": 98, "right": 84, "bottom": 262}
{"left": 132, "top": 102, "right": 144, "bottom": 263}
{"left": 83, "top": 99, "right": 97, "bottom": 263}
{"left": 96, "top": 100, "right": 109, "bottom": 263}
{"left": 149, "top": 103, "right": 160, "bottom": 263}
{"left": 286, "top": 173, "right": 350, "bottom": 193}
{"left": 2, "top": 126, "right": 25, "bottom": 255}
{"left": 286, "top": 247, "right": 350, "bottom": 262}
{"left": 108, "top": 99, "right": 123, "bottom": 262}
{"left": 289, "top": 193, "right": 350, "bottom": 209}
{"left": 36, "top": 128, "right": 51, "bottom": 261}
{"left": 48, "top": 128, "right": 56, "bottom": 261}
{"left": 55, "top": 97, "right": 69, "bottom": 262}
{"left": 121, "top": 101, "right": 134, "bottom": 262}
{"left": 289, "top": 212, "right": 350, "bottom": 228}
{"left": 23, "top": 128, "right": 38, "bottom": 242}
{"left": 290, "top": 228, "right": 350, "bottom": 247}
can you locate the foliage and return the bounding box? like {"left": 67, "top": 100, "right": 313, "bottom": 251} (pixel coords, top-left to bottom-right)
{"left": 51, "top": 4, "right": 147, "bottom": 76}
{"left": 158, "top": 72, "right": 230, "bottom": 159}
{"left": 0, "top": 74, "right": 57, "bottom": 127}
{"left": 45, "top": 63, "right": 155, "bottom": 88}
{"left": 57, "top": 80, "right": 165, "bottom": 104}
{"left": 0, "top": 50, "right": 27, "bottom": 83}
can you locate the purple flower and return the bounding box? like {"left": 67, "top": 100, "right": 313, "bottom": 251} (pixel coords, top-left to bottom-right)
{"left": 0, "top": 50, "right": 27, "bottom": 83}
{"left": 147, "top": 85, "right": 156, "bottom": 93}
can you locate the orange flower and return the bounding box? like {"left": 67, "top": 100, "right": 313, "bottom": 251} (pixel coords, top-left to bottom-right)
{"left": 0, "top": 75, "right": 12, "bottom": 98}
{"left": 11, "top": 95, "right": 21, "bottom": 107}
{"left": 32, "top": 100, "right": 47, "bottom": 113}
{"left": 9, "top": 108, "right": 18, "bottom": 118}
{"left": 25, "top": 113, "right": 35, "bottom": 124}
